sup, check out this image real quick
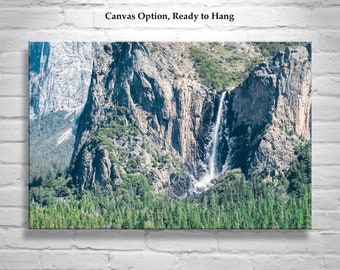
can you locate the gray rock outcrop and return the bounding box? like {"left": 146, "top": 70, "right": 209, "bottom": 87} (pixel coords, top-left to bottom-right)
{"left": 224, "top": 45, "right": 311, "bottom": 177}
{"left": 69, "top": 42, "right": 312, "bottom": 195}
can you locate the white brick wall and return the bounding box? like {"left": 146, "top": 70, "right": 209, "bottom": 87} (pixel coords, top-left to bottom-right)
{"left": 0, "top": 0, "right": 339, "bottom": 269}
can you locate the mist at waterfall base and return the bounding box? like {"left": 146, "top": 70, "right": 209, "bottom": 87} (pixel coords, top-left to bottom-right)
{"left": 195, "top": 91, "right": 228, "bottom": 190}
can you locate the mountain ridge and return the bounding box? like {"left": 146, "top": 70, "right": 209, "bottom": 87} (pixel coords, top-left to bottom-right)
{"left": 69, "top": 42, "right": 311, "bottom": 197}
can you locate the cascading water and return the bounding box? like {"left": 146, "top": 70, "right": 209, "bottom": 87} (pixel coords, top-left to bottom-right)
{"left": 196, "top": 91, "right": 227, "bottom": 189}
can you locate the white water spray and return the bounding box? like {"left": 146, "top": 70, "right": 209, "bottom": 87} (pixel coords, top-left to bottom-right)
{"left": 196, "top": 91, "right": 227, "bottom": 189}
{"left": 39, "top": 42, "right": 45, "bottom": 74}
{"left": 209, "top": 91, "right": 226, "bottom": 178}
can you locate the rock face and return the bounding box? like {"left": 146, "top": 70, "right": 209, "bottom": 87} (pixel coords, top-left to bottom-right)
{"left": 222, "top": 45, "right": 311, "bottom": 177}
{"left": 29, "top": 42, "right": 96, "bottom": 180}
{"left": 29, "top": 42, "right": 95, "bottom": 117}
{"left": 70, "top": 42, "right": 216, "bottom": 194}
{"left": 69, "top": 42, "right": 311, "bottom": 195}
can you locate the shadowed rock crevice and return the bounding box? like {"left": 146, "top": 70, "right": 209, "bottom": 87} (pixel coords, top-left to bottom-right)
{"left": 69, "top": 42, "right": 311, "bottom": 196}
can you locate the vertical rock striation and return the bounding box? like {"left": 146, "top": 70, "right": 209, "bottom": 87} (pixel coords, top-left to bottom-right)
{"left": 223, "top": 45, "right": 311, "bottom": 177}
{"left": 70, "top": 42, "right": 216, "bottom": 194}
{"left": 29, "top": 42, "right": 96, "bottom": 180}
{"left": 29, "top": 42, "right": 95, "bottom": 118}
{"left": 69, "top": 42, "right": 311, "bottom": 195}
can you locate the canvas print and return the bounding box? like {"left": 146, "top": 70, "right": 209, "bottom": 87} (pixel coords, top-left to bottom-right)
{"left": 29, "top": 42, "right": 311, "bottom": 229}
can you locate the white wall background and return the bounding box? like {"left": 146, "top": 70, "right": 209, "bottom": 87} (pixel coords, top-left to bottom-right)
{"left": 0, "top": 0, "right": 339, "bottom": 269}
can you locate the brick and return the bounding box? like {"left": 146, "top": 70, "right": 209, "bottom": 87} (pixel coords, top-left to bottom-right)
{"left": 236, "top": 0, "right": 320, "bottom": 6}
{"left": 0, "top": 0, "right": 39, "bottom": 7}
{"left": 110, "top": 252, "right": 179, "bottom": 270}
{"left": 0, "top": 74, "right": 27, "bottom": 96}
{"left": 0, "top": 52, "right": 27, "bottom": 74}
{"left": 310, "top": 8, "right": 340, "bottom": 28}
{"left": 34, "top": 30, "right": 107, "bottom": 41}
{"left": 102, "top": 28, "right": 245, "bottom": 42}
{"left": 312, "top": 143, "right": 340, "bottom": 166}
{"left": 313, "top": 122, "right": 340, "bottom": 142}
{"left": 147, "top": 230, "right": 217, "bottom": 252}
{"left": 0, "top": 31, "right": 105, "bottom": 52}
{"left": 58, "top": 0, "right": 107, "bottom": 5}
{"left": 320, "top": 233, "right": 340, "bottom": 254}
{"left": 312, "top": 211, "right": 340, "bottom": 230}
{"left": 102, "top": 28, "right": 189, "bottom": 42}
{"left": 0, "top": 207, "right": 27, "bottom": 227}
{"left": 0, "top": 143, "right": 27, "bottom": 164}
{"left": 313, "top": 77, "right": 340, "bottom": 96}
{"left": 41, "top": 251, "right": 108, "bottom": 270}
{"left": 180, "top": 254, "right": 251, "bottom": 270}
{"left": 0, "top": 0, "right": 105, "bottom": 7}
{"left": 251, "top": 255, "right": 323, "bottom": 270}
{"left": 312, "top": 97, "right": 340, "bottom": 121}
{"left": 200, "top": 6, "right": 314, "bottom": 29}
{"left": 313, "top": 190, "right": 340, "bottom": 211}
{"left": 0, "top": 164, "right": 26, "bottom": 186}
{"left": 189, "top": 0, "right": 320, "bottom": 7}
{"left": 216, "top": 231, "right": 321, "bottom": 255}
{"left": 319, "top": 31, "right": 340, "bottom": 53}
{"left": 223, "top": 7, "right": 279, "bottom": 28}
{"left": 75, "top": 230, "right": 145, "bottom": 250}
{"left": 0, "top": 32, "right": 32, "bottom": 52}
{"left": 321, "top": 0, "right": 340, "bottom": 5}
{"left": 0, "top": 97, "right": 27, "bottom": 118}
{"left": 64, "top": 9, "right": 95, "bottom": 28}
{"left": 104, "top": 0, "right": 175, "bottom": 4}
{"left": 313, "top": 166, "right": 340, "bottom": 189}
{"left": 7, "top": 229, "right": 74, "bottom": 249}
{"left": 0, "top": 228, "right": 6, "bottom": 248}
{"left": 0, "top": 8, "right": 63, "bottom": 29}
{"left": 176, "top": 28, "right": 249, "bottom": 41}
{"left": 244, "top": 29, "right": 317, "bottom": 44}
{"left": 0, "top": 250, "right": 40, "bottom": 270}
{"left": 324, "top": 256, "right": 340, "bottom": 270}
{"left": 0, "top": 185, "right": 27, "bottom": 207}
{"left": 0, "top": 120, "right": 27, "bottom": 142}
{"left": 266, "top": 7, "right": 312, "bottom": 28}
{"left": 102, "top": 28, "right": 161, "bottom": 41}
{"left": 313, "top": 53, "right": 340, "bottom": 74}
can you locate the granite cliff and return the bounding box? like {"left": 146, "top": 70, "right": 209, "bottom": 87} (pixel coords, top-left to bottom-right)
{"left": 29, "top": 42, "right": 96, "bottom": 180}
{"left": 218, "top": 45, "right": 312, "bottom": 179}
{"left": 70, "top": 42, "right": 216, "bottom": 194}
{"left": 29, "top": 42, "right": 95, "bottom": 118}
{"left": 69, "top": 42, "right": 311, "bottom": 197}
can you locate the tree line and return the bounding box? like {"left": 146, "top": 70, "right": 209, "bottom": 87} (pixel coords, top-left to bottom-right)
{"left": 29, "top": 142, "right": 311, "bottom": 229}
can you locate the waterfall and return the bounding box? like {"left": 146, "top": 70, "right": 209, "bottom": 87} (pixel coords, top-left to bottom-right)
{"left": 196, "top": 91, "right": 227, "bottom": 189}
{"left": 39, "top": 42, "right": 45, "bottom": 75}
{"left": 209, "top": 91, "right": 227, "bottom": 178}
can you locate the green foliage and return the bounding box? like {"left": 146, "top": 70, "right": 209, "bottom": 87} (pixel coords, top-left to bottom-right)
{"left": 30, "top": 111, "right": 75, "bottom": 183}
{"left": 92, "top": 108, "right": 140, "bottom": 143}
{"left": 29, "top": 174, "right": 311, "bottom": 229}
{"left": 189, "top": 47, "right": 236, "bottom": 90}
{"left": 189, "top": 43, "right": 307, "bottom": 91}
{"left": 30, "top": 176, "right": 73, "bottom": 207}
{"left": 287, "top": 141, "right": 311, "bottom": 196}
{"left": 252, "top": 42, "right": 306, "bottom": 58}
{"left": 150, "top": 151, "right": 173, "bottom": 169}
{"left": 188, "top": 43, "right": 270, "bottom": 90}
{"left": 30, "top": 135, "right": 311, "bottom": 229}
{"left": 150, "top": 42, "right": 158, "bottom": 53}
{"left": 89, "top": 106, "right": 145, "bottom": 171}
{"left": 244, "top": 57, "right": 263, "bottom": 73}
